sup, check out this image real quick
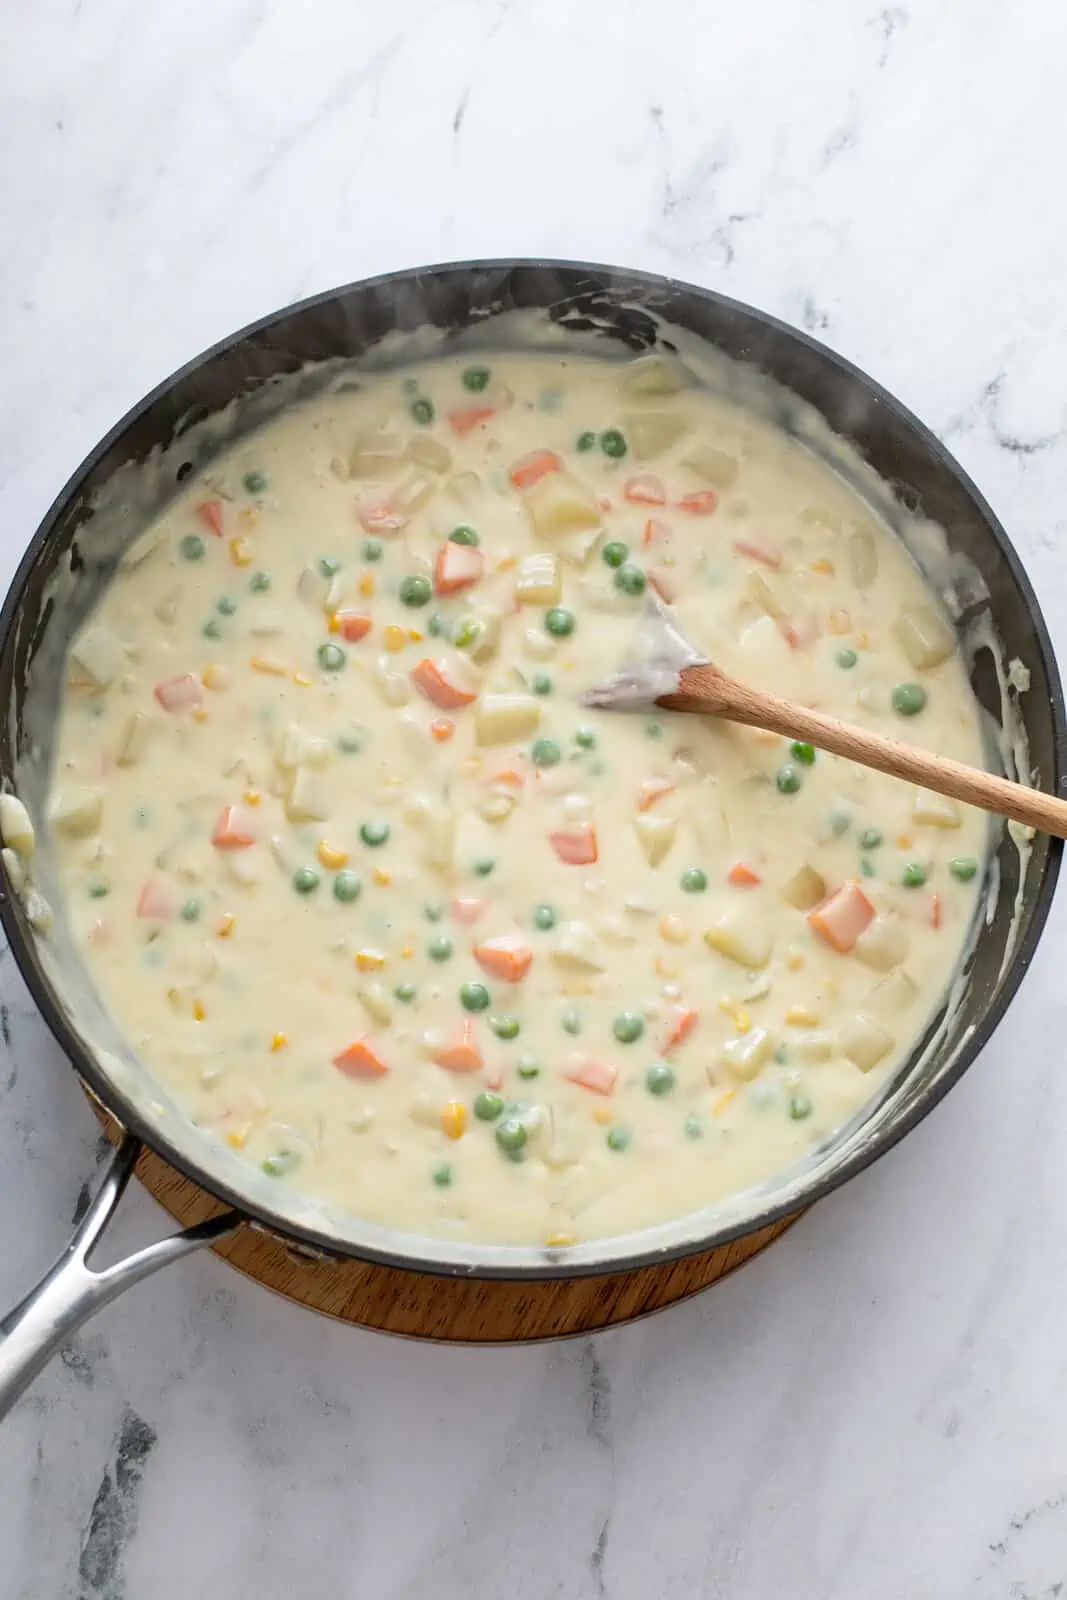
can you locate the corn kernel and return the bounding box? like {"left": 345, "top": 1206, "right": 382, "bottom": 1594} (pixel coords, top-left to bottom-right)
{"left": 400, "top": 943, "right": 414, "bottom": 959}
{"left": 360, "top": 573, "right": 376, "bottom": 597}
{"left": 356, "top": 948, "right": 386, "bottom": 971}
{"left": 192, "top": 707, "right": 209, "bottom": 724}
{"left": 383, "top": 625, "right": 405, "bottom": 652}
{"left": 250, "top": 656, "right": 287, "bottom": 676}
{"left": 659, "top": 914, "right": 689, "bottom": 944}
{"left": 592, "top": 1105, "right": 613, "bottom": 1125}
{"left": 655, "top": 955, "right": 680, "bottom": 979}
{"left": 373, "top": 867, "right": 392, "bottom": 887}
{"left": 829, "top": 608, "right": 851, "bottom": 635}
{"left": 193, "top": 999, "right": 206, "bottom": 1022}
{"left": 811, "top": 557, "right": 835, "bottom": 576}
{"left": 225, "top": 1129, "right": 248, "bottom": 1150}
{"left": 407, "top": 629, "right": 424, "bottom": 643}
{"left": 786, "top": 1006, "right": 819, "bottom": 1027}
{"left": 897, "top": 834, "right": 913, "bottom": 849}
{"left": 270, "top": 1031, "right": 288, "bottom": 1052}
{"left": 216, "top": 914, "right": 236, "bottom": 938}
{"left": 735, "top": 1007, "right": 751, "bottom": 1034}
{"left": 229, "top": 537, "right": 253, "bottom": 567}
{"left": 857, "top": 631, "right": 870, "bottom": 649}
{"left": 713, "top": 1089, "right": 736, "bottom": 1118}
{"left": 786, "top": 952, "right": 805, "bottom": 972}
{"left": 546, "top": 1233, "right": 575, "bottom": 1248}
{"left": 441, "top": 1101, "right": 467, "bottom": 1140}
{"left": 496, "top": 554, "right": 519, "bottom": 571}
{"left": 202, "top": 663, "right": 228, "bottom": 691}
{"left": 293, "top": 672, "right": 313, "bottom": 687}
{"left": 244, "top": 790, "right": 261, "bottom": 807}
{"left": 317, "top": 841, "right": 349, "bottom": 870}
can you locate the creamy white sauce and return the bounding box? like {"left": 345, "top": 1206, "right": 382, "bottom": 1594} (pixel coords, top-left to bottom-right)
{"left": 28, "top": 350, "right": 991, "bottom": 1248}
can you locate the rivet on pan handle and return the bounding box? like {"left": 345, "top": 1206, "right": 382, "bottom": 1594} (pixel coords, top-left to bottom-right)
{"left": 0, "top": 1130, "right": 239, "bottom": 1422}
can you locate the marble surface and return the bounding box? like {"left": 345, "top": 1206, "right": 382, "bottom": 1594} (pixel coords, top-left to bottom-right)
{"left": 3, "top": 1, "right": 1067, "bottom": 1593}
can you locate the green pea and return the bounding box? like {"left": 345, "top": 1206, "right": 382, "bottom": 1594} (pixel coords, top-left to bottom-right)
{"left": 680, "top": 867, "right": 708, "bottom": 894}
{"left": 249, "top": 570, "right": 272, "bottom": 592}
{"left": 362, "top": 538, "right": 384, "bottom": 563}
{"left": 449, "top": 524, "right": 479, "bottom": 546}
{"left": 836, "top": 647, "right": 858, "bottom": 670}
{"left": 472, "top": 856, "right": 495, "bottom": 877}
{"left": 317, "top": 642, "right": 346, "bottom": 672}
{"left": 180, "top": 533, "right": 205, "bottom": 561}
{"left": 645, "top": 719, "right": 664, "bottom": 740}
{"left": 683, "top": 1113, "right": 705, "bottom": 1139}
{"left": 462, "top": 365, "right": 491, "bottom": 393}
{"left": 432, "top": 1162, "right": 453, "bottom": 1188}
{"left": 475, "top": 1091, "right": 504, "bottom": 1121}
{"left": 533, "top": 904, "right": 557, "bottom": 931}
{"left": 950, "top": 856, "right": 978, "bottom": 883}
{"left": 428, "top": 935, "right": 453, "bottom": 963}
{"left": 495, "top": 1118, "right": 527, "bottom": 1153}
{"left": 360, "top": 820, "right": 391, "bottom": 848}
{"left": 318, "top": 557, "right": 340, "bottom": 579}
{"left": 829, "top": 807, "right": 852, "bottom": 837}
{"left": 544, "top": 606, "right": 576, "bottom": 637}
{"left": 532, "top": 672, "right": 553, "bottom": 696}
{"left": 602, "top": 541, "right": 628, "bottom": 569}
{"left": 561, "top": 1007, "right": 582, "bottom": 1036}
{"left": 337, "top": 733, "right": 362, "bottom": 754}
{"left": 606, "top": 1126, "right": 631, "bottom": 1152}
{"left": 516, "top": 1055, "right": 541, "bottom": 1080}
{"left": 424, "top": 902, "right": 444, "bottom": 922}
{"left": 772, "top": 1044, "right": 790, "bottom": 1066}
{"left": 860, "top": 857, "right": 875, "bottom": 878}
{"left": 292, "top": 867, "right": 320, "bottom": 895}
{"left": 576, "top": 431, "right": 597, "bottom": 452}
{"left": 490, "top": 1015, "right": 521, "bottom": 1040}
{"left": 453, "top": 619, "right": 480, "bottom": 649}
{"left": 791, "top": 741, "right": 816, "bottom": 766}
{"left": 531, "top": 738, "right": 562, "bottom": 768}
{"left": 410, "top": 397, "right": 435, "bottom": 425}
{"left": 402, "top": 377, "right": 419, "bottom": 395}
{"left": 891, "top": 682, "right": 928, "bottom": 717}
{"left": 261, "top": 1151, "right": 300, "bottom": 1177}
{"left": 573, "top": 728, "right": 596, "bottom": 749}
{"left": 600, "top": 429, "right": 628, "bottom": 458}
{"left": 460, "top": 983, "right": 491, "bottom": 1013}
{"left": 399, "top": 574, "right": 431, "bottom": 608}
{"left": 88, "top": 881, "right": 110, "bottom": 901}
{"left": 394, "top": 981, "right": 417, "bottom": 1003}
{"left": 645, "top": 1061, "right": 675, "bottom": 1096}
{"left": 614, "top": 563, "right": 646, "bottom": 597}
{"left": 202, "top": 618, "right": 223, "bottom": 640}
{"left": 216, "top": 595, "right": 238, "bottom": 616}
{"left": 776, "top": 764, "right": 802, "bottom": 796}
{"left": 901, "top": 862, "right": 927, "bottom": 888}
{"left": 788, "top": 1094, "right": 813, "bottom": 1121}
{"left": 859, "top": 827, "right": 884, "bottom": 850}
{"left": 179, "top": 897, "right": 201, "bottom": 921}
{"left": 427, "top": 612, "right": 448, "bottom": 637}
{"left": 243, "top": 470, "right": 268, "bottom": 494}
{"left": 332, "top": 870, "right": 362, "bottom": 903}
{"left": 613, "top": 1012, "right": 645, "bottom": 1044}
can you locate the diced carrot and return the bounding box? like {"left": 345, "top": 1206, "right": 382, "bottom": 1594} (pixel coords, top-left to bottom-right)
{"left": 509, "top": 449, "right": 561, "bottom": 490}
{"left": 780, "top": 614, "right": 819, "bottom": 650}
{"left": 564, "top": 1057, "right": 618, "bottom": 1096}
{"left": 664, "top": 1006, "right": 699, "bottom": 1052}
{"left": 643, "top": 518, "right": 673, "bottom": 548}
{"left": 550, "top": 825, "right": 598, "bottom": 865}
{"left": 434, "top": 1018, "right": 484, "bottom": 1073}
{"left": 929, "top": 892, "right": 943, "bottom": 930}
{"left": 154, "top": 673, "right": 203, "bottom": 713}
{"left": 211, "top": 805, "right": 256, "bottom": 850}
{"left": 597, "top": 495, "right": 614, "bottom": 514}
{"left": 733, "top": 537, "right": 781, "bottom": 569}
{"left": 484, "top": 1065, "right": 504, "bottom": 1091}
{"left": 624, "top": 474, "right": 666, "bottom": 506}
{"left": 473, "top": 936, "right": 533, "bottom": 983}
{"left": 727, "top": 862, "right": 762, "bottom": 887}
{"left": 358, "top": 501, "right": 408, "bottom": 535}
{"left": 637, "top": 777, "right": 675, "bottom": 811}
{"left": 807, "top": 880, "right": 875, "bottom": 954}
{"left": 434, "top": 540, "right": 484, "bottom": 595}
{"left": 447, "top": 405, "right": 496, "bottom": 436}
{"left": 677, "top": 490, "right": 718, "bottom": 516}
{"left": 451, "top": 897, "right": 488, "bottom": 924}
{"left": 647, "top": 567, "right": 678, "bottom": 603}
{"left": 410, "top": 657, "right": 478, "bottom": 709}
{"left": 136, "top": 876, "right": 174, "bottom": 920}
{"left": 195, "top": 500, "right": 224, "bottom": 537}
{"left": 492, "top": 768, "right": 526, "bottom": 789}
{"left": 333, "top": 1037, "right": 390, "bottom": 1078}
{"left": 430, "top": 718, "right": 455, "bottom": 743}
{"left": 333, "top": 610, "right": 372, "bottom": 643}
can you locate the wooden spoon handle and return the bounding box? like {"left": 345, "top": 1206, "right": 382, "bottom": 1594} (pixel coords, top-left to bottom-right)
{"left": 660, "top": 662, "right": 1067, "bottom": 839}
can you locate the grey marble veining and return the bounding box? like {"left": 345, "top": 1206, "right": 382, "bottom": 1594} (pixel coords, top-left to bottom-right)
{"left": 4, "top": 1, "right": 1067, "bottom": 1594}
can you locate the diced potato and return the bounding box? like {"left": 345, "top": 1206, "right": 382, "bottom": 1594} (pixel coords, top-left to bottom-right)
{"left": 1, "top": 844, "right": 24, "bottom": 892}
{"left": 350, "top": 430, "right": 407, "bottom": 478}
{"left": 866, "top": 969, "right": 920, "bottom": 1019}
{"left": 633, "top": 815, "right": 677, "bottom": 867}
{"left": 69, "top": 627, "right": 123, "bottom": 690}
{"left": 408, "top": 435, "right": 452, "bottom": 473}
{"left": 358, "top": 983, "right": 393, "bottom": 1025}
{"left": 744, "top": 569, "right": 787, "bottom": 621}
{"left": 249, "top": 609, "right": 285, "bottom": 638}
{"left": 116, "top": 713, "right": 152, "bottom": 768}
{"left": 854, "top": 913, "right": 910, "bottom": 973}
{"left": 474, "top": 694, "right": 540, "bottom": 746}
{"left": 621, "top": 411, "right": 689, "bottom": 460}
{"left": 276, "top": 723, "right": 311, "bottom": 770}
{"left": 703, "top": 907, "right": 773, "bottom": 970}
{"left": 841, "top": 1014, "right": 893, "bottom": 1072}
{"left": 619, "top": 354, "right": 690, "bottom": 395}
{"left": 515, "top": 552, "right": 562, "bottom": 607}
{"left": 781, "top": 865, "right": 826, "bottom": 912}
{"left": 391, "top": 468, "right": 437, "bottom": 514}
{"left": 446, "top": 470, "right": 482, "bottom": 510}
{"left": 154, "top": 586, "right": 182, "bottom": 625}
{"left": 557, "top": 524, "right": 604, "bottom": 569}
{"left": 0, "top": 795, "right": 35, "bottom": 858}
{"left": 297, "top": 565, "right": 331, "bottom": 609}
{"left": 682, "top": 445, "right": 739, "bottom": 491}
{"left": 24, "top": 887, "right": 53, "bottom": 934}
{"left": 285, "top": 767, "right": 330, "bottom": 823}
{"left": 479, "top": 791, "right": 516, "bottom": 823}
{"left": 522, "top": 627, "right": 556, "bottom": 661}
{"left": 911, "top": 788, "right": 962, "bottom": 829}
{"left": 848, "top": 530, "right": 878, "bottom": 589}
{"left": 120, "top": 527, "right": 165, "bottom": 569}
{"left": 421, "top": 804, "right": 456, "bottom": 869}
{"left": 895, "top": 605, "right": 955, "bottom": 670}
{"left": 792, "top": 1030, "right": 835, "bottom": 1064}
{"left": 552, "top": 921, "right": 607, "bottom": 974}
{"left": 521, "top": 472, "right": 601, "bottom": 540}
{"left": 374, "top": 658, "right": 413, "bottom": 707}
{"left": 720, "top": 1027, "right": 773, "bottom": 1080}
{"left": 49, "top": 786, "right": 103, "bottom": 838}
{"left": 461, "top": 606, "right": 503, "bottom": 665}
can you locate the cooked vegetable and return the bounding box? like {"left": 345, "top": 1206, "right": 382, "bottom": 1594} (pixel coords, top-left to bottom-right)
{"left": 807, "top": 880, "right": 875, "bottom": 953}
{"left": 719, "top": 1028, "right": 773, "bottom": 1080}
{"left": 433, "top": 542, "right": 483, "bottom": 595}
{"left": 911, "top": 788, "right": 961, "bottom": 829}
{"left": 854, "top": 913, "right": 910, "bottom": 972}
{"left": 411, "top": 657, "right": 478, "bottom": 709}
{"left": 891, "top": 682, "right": 928, "bottom": 717}
{"left": 515, "top": 552, "right": 562, "bottom": 606}
{"left": 550, "top": 825, "right": 598, "bottom": 865}
{"left": 48, "top": 787, "right": 103, "bottom": 838}
{"left": 473, "top": 936, "right": 533, "bottom": 982}
{"left": 564, "top": 1057, "right": 618, "bottom": 1095}
{"left": 781, "top": 865, "right": 825, "bottom": 911}
{"left": 704, "top": 907, "right": 773, "bottom": 969}
{"left": 841, "top": 1014, "right": 892, "bottom": 1072}
{"left": 434, "top": 1019, "right": 484, "bottom": 1072}
{"left": 633, "top": 815, "right": 676, "bottom": 867}
{"left": 621, "top": 411, "right": 688, "bottom": 459}
{"left": 520, "top": 471, "right": 601, "bottom": 541}
{"left": 895, "top": 605, "right": 955, "bottom": 670}
{"left": 0, "top": 796, "right": 35, "bottom": 858}
{"left": 334, "top": 1037, "right": 390, "bottom": 1077}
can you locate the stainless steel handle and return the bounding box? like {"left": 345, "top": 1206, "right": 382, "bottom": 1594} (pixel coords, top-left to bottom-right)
{"left": 0, "top": 1132, "right": 239, "bottom": 1421}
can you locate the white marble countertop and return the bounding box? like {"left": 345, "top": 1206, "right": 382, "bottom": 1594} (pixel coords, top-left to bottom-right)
{"left": 4, "top": 2, "right": 1067, "bottom": 1594}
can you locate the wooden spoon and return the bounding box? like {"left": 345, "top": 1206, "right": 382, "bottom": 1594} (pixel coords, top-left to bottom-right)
{"left": 586, "top": 656, "right": 1067, "bottom": 840}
